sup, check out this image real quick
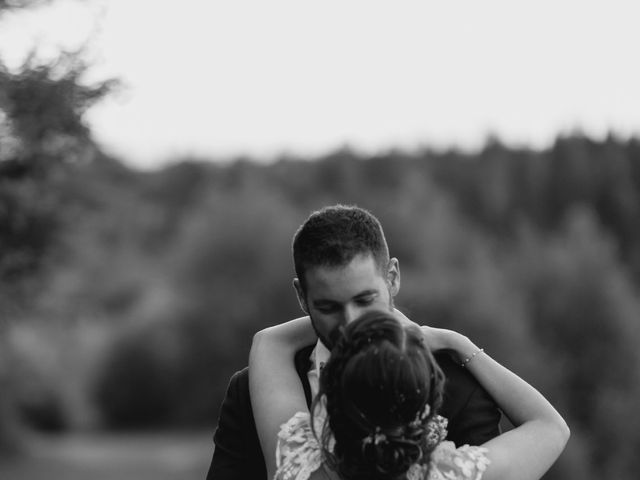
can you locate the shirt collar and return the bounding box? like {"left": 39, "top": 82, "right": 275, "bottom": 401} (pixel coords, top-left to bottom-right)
{"left": 311, "top": 339, "right": 331, "bottom": 374}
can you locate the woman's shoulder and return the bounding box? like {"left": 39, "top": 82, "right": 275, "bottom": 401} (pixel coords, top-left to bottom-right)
{"left": 278, "top": 411, "right": 312, "bottom": 438}
{"left": 276, "top": 412, "right": 326, "bottom": 480}
{"left": 426, "top": 441, "right": 490, "bottom": 480}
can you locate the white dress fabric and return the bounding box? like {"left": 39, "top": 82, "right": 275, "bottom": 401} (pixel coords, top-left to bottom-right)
{"left": 274, "top": 411, "right": 490, "bottom": 480}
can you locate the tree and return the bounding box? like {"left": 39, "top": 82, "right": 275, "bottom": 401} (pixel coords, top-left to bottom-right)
{"left": 0, "top": 0, "right": 115, "bottom": 448}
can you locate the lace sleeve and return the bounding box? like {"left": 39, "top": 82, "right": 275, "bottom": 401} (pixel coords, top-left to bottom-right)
{"left": 274, "top": 411, "right": 324, "bottom": 480}
{"left": 427, "top": 441, "right": 490, "bottom": 480}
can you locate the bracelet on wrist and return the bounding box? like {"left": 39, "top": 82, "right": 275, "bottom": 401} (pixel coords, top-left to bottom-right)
{"left": 460, "top": 348, "right": 484, "bottom": 368}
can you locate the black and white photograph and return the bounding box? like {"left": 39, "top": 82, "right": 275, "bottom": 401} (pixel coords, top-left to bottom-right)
{"left": 1, "top": 1, "right": 638, "bottom": 479}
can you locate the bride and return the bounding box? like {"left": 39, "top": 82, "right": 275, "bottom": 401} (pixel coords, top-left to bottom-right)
{"left": 249, "top": 310, "right": 569, "bottom": 480}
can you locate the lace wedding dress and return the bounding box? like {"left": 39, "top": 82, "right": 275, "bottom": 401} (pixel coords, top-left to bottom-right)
{"left": 275, "top": 412, "right": 490, "bottom": 480}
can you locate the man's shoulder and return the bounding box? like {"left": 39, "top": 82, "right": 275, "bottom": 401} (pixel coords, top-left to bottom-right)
{"left": 231, "top": 365, "right": 249, "bottom": 381}
{"left": 208, "top": 329, "right": 314, "bottom": 479}
{"left": 435, "top": 352, "right": 481, "bottom": 399}
{"left": 434, "top": 352, "right": 501, "bottom": 445}
{"left": 224, "top": 344, "right": 315, "bottom": 399}
{"left": 226, "top": 366, "right": 249, "bottom": 394}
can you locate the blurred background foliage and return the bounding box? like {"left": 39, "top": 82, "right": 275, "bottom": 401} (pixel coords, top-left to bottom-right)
{"left": 3, "top": 2, "right": 640, "bottom": 480}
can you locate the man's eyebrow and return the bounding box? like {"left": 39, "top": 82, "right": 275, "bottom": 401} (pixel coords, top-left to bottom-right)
{"left": 354, "top": 289, "right": 378, "bottom": 298}
{"left": 312, "top": 299, "right": 339, "bottom": 306}
{"left": 312, "top": 290, "right": 379, "bottom": 306}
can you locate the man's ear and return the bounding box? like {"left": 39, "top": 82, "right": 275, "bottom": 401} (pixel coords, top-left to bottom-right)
{"left": 293, "top": 278, "right": 309, "bottom": 314}
{"left": 387, "top": 257, "right": 401, "bottom": 297}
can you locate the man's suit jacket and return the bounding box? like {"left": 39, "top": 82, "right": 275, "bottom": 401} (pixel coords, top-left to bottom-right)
{"left": 206, "top": 345, "right": 501, "bottom": 480}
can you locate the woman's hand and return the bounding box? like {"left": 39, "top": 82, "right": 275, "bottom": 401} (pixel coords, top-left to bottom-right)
{"left": 419, "top": 324, "right": 459, "bottom": 353}
{"left": 393, "top": 308, "right": 419, "bottom": 329}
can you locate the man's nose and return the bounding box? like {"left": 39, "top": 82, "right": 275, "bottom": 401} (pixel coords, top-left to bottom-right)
{"left": 343, "top": 305, "right": 360, "bottom": 325}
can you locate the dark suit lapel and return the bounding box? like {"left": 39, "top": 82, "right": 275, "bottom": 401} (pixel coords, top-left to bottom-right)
{"left": 294, "top": 344, "right": 316, "bottom": 409}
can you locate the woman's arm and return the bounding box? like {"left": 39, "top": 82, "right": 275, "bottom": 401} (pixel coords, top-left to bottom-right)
{"left": 249, "top": 317, "right": 318, "bottom": 479}
{"left": 423, "top": 327, "right": 570, "bottom": 480}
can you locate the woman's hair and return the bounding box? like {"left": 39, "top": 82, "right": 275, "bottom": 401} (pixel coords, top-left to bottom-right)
{"left": 313, "top": 310, "right": 445, "bottom": 480}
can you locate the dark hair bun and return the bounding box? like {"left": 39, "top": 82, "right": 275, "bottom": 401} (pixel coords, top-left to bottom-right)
{"left": 361, "top": 432, "right": 424, "bottom": 477}
{"left": 316, "top": 310, "right": 445, "bottom": 480}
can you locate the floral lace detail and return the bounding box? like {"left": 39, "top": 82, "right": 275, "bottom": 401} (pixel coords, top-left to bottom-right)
{"left": 425, "top": 415, "right": 449, "bottom": 449}
{"left": 275, "top": 411, "right": 324, "bottom": 480}
{"left": 407, "top": 463, "right": 430, "bottom": 480}
{"left": 427, "top": 441, "right": 490, "bottom": 480}
{"left": 275, "top": 412, "right": 489, "bottom": 480}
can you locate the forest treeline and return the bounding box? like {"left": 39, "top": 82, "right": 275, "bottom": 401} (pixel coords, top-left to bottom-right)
{"left": 3, "top": 134, "right": 640, "bottom": 480}
{"left": 3, "top": 3, "right": 640, "bottom": 479}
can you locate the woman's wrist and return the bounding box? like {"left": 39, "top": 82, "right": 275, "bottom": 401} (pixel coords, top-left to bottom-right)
{"left": 446, "top": 333, "right": 479, "bottom": 364}
{"left": 420, "top": 327, "right": 479, "bottom": 364}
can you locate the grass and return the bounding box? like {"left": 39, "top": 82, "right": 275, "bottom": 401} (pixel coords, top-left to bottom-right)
{"left": 0, "top": 431, "right": 214, "bottom": 480}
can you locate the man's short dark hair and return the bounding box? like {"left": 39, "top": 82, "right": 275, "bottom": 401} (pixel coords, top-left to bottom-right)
{"left": 292, "top": 205, "right": 390, "bottom": 292}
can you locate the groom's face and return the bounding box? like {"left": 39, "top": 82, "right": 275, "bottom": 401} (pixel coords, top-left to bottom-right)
{"left": 294, "top": 253, "right": 400, "bottom": 349}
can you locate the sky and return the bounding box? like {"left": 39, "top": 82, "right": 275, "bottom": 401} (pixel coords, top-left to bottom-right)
{"left": 1, "top": 0, "right": 639, "bottom": 168}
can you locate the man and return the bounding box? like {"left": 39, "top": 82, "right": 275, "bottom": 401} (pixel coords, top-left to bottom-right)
{"left": 206, "top": 205, "right": 501, "bottom": 479}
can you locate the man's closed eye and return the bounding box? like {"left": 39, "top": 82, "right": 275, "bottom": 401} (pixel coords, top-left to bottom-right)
{"left": 356, "top": 295, "right": 376, "bottom": 306}
{"left": 315, "top": 305, "right": 340, "bottom": 314}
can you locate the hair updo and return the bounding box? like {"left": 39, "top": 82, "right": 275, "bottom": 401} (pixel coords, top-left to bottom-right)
{"left": 314, "top": 310, "right": 445, "bottom": 480}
